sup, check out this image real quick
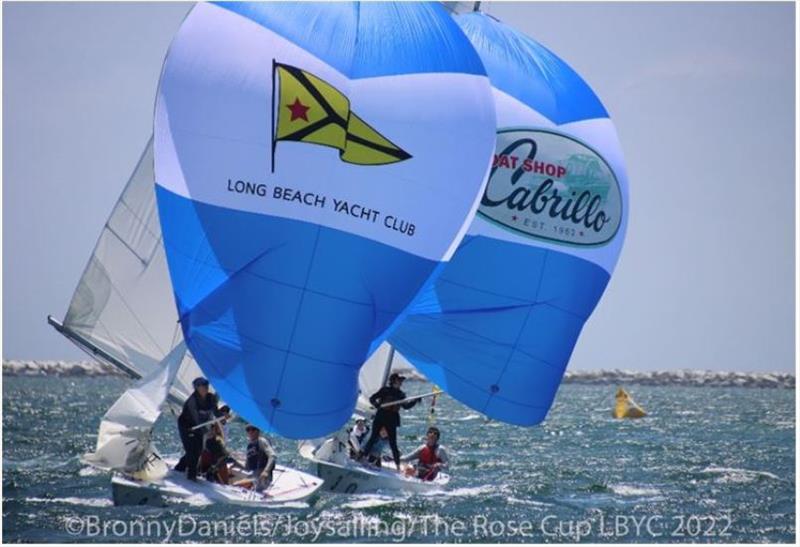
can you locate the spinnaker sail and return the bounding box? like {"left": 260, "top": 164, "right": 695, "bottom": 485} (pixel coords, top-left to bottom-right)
{"left": 153, "top": 2, "right": 496, "bottom": 439}
{"left": 390, "top": 12, "right": 629, "bottom": 426}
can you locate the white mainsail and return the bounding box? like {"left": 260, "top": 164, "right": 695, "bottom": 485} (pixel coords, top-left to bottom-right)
{"left": 83, "top": 341, "right": 187, "bottom": 479}
{"left": 50, "top": 138, "right": 200, "bottom": 401}
{"left": 355, "top": 343, "right": 421, "bottom": 415}
{"left": 356, "top": 343, "right": 394, "bottom": 414}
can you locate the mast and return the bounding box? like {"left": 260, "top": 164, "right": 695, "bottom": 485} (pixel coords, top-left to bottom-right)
{"left": 382, "top": 345, "right": 396, "bottom": 387}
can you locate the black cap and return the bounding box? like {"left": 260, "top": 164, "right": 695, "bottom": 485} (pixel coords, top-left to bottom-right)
{"left": 389, "top": 372, "right": 406, "bottom": 382}
{"left": 192, "top": 377, "right": 210, "bottom": 388}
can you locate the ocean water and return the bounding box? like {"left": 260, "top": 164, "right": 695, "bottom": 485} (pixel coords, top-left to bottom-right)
{"left": 2, "top": 375, "right": 795, "bottom": 543}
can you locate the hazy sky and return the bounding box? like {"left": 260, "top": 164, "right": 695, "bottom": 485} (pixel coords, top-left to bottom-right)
{"left": 3, "top": 2, "right": 795, "bottom": 372}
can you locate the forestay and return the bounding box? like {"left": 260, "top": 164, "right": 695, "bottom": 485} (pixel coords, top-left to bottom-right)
{"left": 390, "top": 12, "right": 629, "bottom": 426}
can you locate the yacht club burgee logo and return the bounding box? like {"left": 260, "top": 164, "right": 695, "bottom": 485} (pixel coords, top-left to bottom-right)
{"left": 478, "top": 129, "right": 622, "bottom": 246}
{"left": 271, "top": 62, "right": 411, "bottom": 172}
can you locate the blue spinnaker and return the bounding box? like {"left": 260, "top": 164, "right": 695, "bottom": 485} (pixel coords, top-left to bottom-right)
{"left": 390, "top": 12, "right": 629, "bottom": 426}
{"left": 153, "top": 2, "right": 496, "bottom": 439}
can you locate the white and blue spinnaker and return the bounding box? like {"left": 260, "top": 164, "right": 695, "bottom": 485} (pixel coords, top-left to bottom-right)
{"left": 389, "top": 11, "right": 630, "bottom": 426}
{"left": 153, "top": 2, "right": 497, "bottom": 439}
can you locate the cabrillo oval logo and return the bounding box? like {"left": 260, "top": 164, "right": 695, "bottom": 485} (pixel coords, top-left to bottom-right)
{"left": 478, "top": 128, "right": 622, "bottom": 246}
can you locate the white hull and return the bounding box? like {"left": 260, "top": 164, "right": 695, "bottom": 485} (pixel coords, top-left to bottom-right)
{"left": 299, "top": 438, "right": 449, "bottom": 494}
{"left": 110, "top": 457, "right": 324, "bottom": 507}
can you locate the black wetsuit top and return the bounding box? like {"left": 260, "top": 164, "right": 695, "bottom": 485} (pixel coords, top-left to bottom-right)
{"left": 369, "top": 386, "right": 418, "bottom": 427}
{"left": 178, "top": 392, "right": 219, "bottom": 432}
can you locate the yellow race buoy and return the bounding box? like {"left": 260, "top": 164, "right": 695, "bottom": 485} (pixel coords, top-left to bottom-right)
{"left": 613, "top": 387, "right": 646, "bottom": 419}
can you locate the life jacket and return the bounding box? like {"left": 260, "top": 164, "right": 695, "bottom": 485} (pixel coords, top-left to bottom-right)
{"left": 419, "top": 444, "right": 441, "bottom": 466}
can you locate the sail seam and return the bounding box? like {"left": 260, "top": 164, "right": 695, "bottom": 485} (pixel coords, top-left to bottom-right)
{"left": 481, "top": 250, "right": 550, "bottom": 413}
{"left": 270, "top": 225, "right": 324, "bottom": 423}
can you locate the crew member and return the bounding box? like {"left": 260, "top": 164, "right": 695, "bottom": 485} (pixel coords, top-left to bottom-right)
{"left": 401, "top": 426, "right": 449, "bottom": 481}
{"left": 234, "top": 424, "right": 277, "bottom": 492}
{"left": 199, "top": 422, "right": 231, "bottom": 484}
{"left": 360, "top": 373, "right": 418, "bottom": 470}
{"left": 365, "top": 426, "right": 391, "bottom": 468}
{"left": 175, "top": 377, "right": 220, "bottom": 481}
{"left": 348, "top": 418, "right": 370, "bottom": 459}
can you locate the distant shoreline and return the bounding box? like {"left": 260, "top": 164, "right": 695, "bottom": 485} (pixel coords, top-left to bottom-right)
{"left": 2, "top": 360, "right": 794, "bottom": 389}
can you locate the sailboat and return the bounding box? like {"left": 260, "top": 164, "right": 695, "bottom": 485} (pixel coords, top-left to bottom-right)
{"left": 304, "top": 3, "right": 630, "bottom": 493}
{"left": 299, "top": 342, "right": 450, "bottom": 494}
{"left": 50, "top": 1, "right": 498, "bottom": 505}
{"left": 49, "top": 140, "right": 323, "bottom": 507}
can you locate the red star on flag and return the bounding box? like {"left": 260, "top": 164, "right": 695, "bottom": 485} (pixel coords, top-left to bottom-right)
{"left": 286, "top": 98, "right": 310, "bottom": 122}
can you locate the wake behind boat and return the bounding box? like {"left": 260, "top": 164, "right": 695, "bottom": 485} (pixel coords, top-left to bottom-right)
{"left": 110, "top": 457, "right": 322, "bottom": 507}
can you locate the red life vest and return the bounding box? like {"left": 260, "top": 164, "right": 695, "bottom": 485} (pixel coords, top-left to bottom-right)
{"left": 419, "top": 445, "right": 441, "bottom": 466}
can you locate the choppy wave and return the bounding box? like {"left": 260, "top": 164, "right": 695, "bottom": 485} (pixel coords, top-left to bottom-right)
{"left": 4, "top": 361, "right": 793, "bottom": 388}
{"left": 24, "top": 496, "right": 113, "bottom": 508}
{"left": 701, "top": 466, "right": 782, "bottom": 483}
{"left": 341, "top": 494, "right": 406, "bottom": 510}
{"left": 607, "top": 484, "right": 662, "bottom": 497}
{"left": 3, "top": 376, "right": 795, "bottom": 543}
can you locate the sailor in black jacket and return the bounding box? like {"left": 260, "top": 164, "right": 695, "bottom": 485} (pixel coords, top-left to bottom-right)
{"left": 360, "top": 373, "right": 418, "bottom": 469}
{"left": 174, "top": 377, "right": 220, "bottom": 480}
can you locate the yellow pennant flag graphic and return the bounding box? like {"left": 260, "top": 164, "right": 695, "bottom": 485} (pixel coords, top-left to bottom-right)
{"left": 272, "top": 62, "right": 412, "bottom": 169}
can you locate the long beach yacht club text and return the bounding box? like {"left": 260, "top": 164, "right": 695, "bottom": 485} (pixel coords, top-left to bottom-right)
{"left": 227, "top": 179, "right": 416, "bottom": 237}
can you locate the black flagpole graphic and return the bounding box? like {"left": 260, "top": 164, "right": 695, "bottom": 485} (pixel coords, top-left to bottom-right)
{"left": 271, "top": 58, "right": 277, "bottom": 174}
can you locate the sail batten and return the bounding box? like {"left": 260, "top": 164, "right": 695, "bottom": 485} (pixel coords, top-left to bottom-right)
{"left": 53, "top": 138, "right": 201, "bottom": 403}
